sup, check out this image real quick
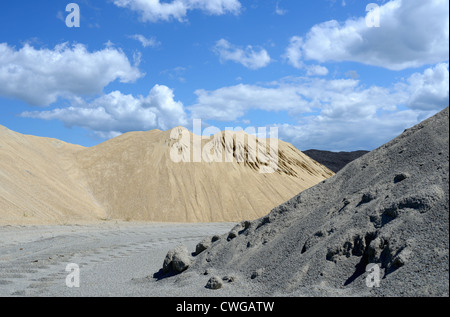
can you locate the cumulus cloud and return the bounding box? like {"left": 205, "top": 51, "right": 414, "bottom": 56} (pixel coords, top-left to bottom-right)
{"left": 129, "top": 34, "right": 160, "bottom": 48}
{"left": 22, "top": 85, "right": 188, "bottom": 137}
{"left": 283, "top": 37, "right": 328, "bottom": 76}
{"left": 189, "top": 83, "right": 309, "bottom": 121}
{"left": 277, "top": 64, "right": 448, "bottom": 150}
{"left": 284, "top": 36, "right": 303, "bottom": 69}
{"left": 286, "top": 0, "right": 449, "bottom": 70}
{"left": 0, "top": 42, "right": 143, "bottom": 106}
{"left": 113, "top": 0, "right": 241, "bottom": 23}
{"left": 213, "top": 39, "right": 271, "bottom": 70}
{"left": 404, "top": 63, "right": 449, "bottom": 110}
{"left": 22, "top": 62, "right": 444, "bottom": 147}
{"left": 306, "top": 65, "right": 329, "bottom": 76}
{"left": 188, "top": 77, "right": 395, "bottom": 122}
{"left": 276, "top": 109, "right": 430, "bottom": 152}
{"left": 188, "top": 64, "right": 448, "bottom": 150}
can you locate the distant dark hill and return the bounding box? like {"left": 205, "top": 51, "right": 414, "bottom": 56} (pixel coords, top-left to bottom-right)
{"left": 303, "top": 150, "right": 370, "bottom": 173}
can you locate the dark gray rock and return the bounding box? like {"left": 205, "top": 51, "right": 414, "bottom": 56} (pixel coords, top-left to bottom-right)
{"left": 222, "top": 275, "right": 235, "bottom": 283}
{"left": 195, "top": 238, "right": 212, "bottom": 255}
{"left": 163, "top": 245, "right": 191, "bottom": 273}
{"left": 206, "top": 276, "right": 223, "bottom": 290}
{"left": 394, "top": 173, "right": 410, "bottom": 183}
{"left": 250, "top": 268, "right": 264, "bottom": 279}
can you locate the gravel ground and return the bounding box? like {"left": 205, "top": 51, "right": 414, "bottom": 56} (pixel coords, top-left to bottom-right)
{"left": 0, "top": 222, "right": 236, "bottom": 297}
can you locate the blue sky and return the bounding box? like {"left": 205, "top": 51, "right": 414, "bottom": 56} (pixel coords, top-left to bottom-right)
{"left": 0, "top": 0, "right": 448, "bottom": 151}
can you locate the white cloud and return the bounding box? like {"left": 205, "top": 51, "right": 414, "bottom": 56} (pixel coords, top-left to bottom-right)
{"left": 214, "top": 39, "right": 271, "bottom": 70}
{"left": 284, "top": 36, "right": 303, "bottom": 69}
{"left": 284, "top": 37, "right": 329, "bottom": 76}
{"left": 278, "top": 64, "right": 448, "bottom": 150}
{"left": 405, "top": 63, "right": 449, "bottom": 110}
{"left": 276, "top": 109, "right": 431, "bottom": 152}
{"left": 306, "top": 65, "right": 329, "bottom": 76}
{"left": 129, "top": 34, "right": 160, "bottom": 48}
{"left": 188, "top": 63, "right": 448, "bottom": 150}
{"left": 287, "top": 0, "right": 449, "bottom": 70}
{"left": 188, "top": 83, "right": 309, "bottom": 121}
{"left": 21, "top": 85, "right": 188, "bottom": 136}
{"left": 113, "top": 0, "right": 241, "bottom": 23}
{"left": 275, "top": 1, "right": 287, "bottom": 15}
{"left": 17, "top": 53, "right": 447, "bottom": 151}
{"left": 188, "top": 77, "right": 397, "bottom": 122}
{"left": 0, "top": 42, "right": 143, "bottom": 106}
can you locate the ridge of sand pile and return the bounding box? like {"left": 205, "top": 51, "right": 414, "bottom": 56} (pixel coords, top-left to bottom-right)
{"left": 178, "top": 107, "right": 449, "bottom": 296}
{"left": 75, "top": 128, "right": 334, "bottom": 222}
{"left": 0, "top": 126, "right": 333, "bottom": 224}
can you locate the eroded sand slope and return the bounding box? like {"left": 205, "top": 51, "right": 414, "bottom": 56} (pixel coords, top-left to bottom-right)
{"left": 75, "top": 128, "right": 334, "bottom": 222}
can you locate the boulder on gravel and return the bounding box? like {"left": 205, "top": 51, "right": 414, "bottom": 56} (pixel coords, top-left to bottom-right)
{"left": 163, "top": 245, "right": 191, "bottom": 273}
{"left": 205, "top": 276, "right": 223, "bottom": 290}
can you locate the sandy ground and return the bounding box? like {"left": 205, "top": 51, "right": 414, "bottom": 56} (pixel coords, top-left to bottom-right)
{"left": 0, "top": 221, "right": 236, "bottom": 297}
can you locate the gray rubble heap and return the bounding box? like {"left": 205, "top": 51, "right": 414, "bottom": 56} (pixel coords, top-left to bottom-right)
{"left": 186, "top": 107, "right": 449, "bottom": 296}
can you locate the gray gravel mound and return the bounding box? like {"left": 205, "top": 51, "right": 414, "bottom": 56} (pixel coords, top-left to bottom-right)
{"left": 175, "top": 107, "right": 449, "bottom": 297}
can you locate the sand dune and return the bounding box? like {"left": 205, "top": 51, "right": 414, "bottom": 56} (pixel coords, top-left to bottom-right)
{"left": 0, "top": 125, "right": 333, "bottom": 225}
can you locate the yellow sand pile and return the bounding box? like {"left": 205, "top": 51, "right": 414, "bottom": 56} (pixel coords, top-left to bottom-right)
{"left": 0, "top": 125, "right": 334, "bottom": 225}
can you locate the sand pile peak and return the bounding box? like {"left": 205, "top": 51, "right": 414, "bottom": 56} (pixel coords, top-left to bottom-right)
{"left": 75, "top": 127, "right": 334, "bottom": 222}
